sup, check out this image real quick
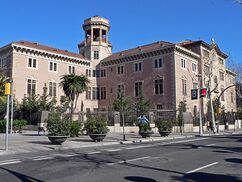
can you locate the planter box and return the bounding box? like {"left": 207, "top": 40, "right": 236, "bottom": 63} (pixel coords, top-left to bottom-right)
{"left": 159, "top": 131, "right": 172, "bottom": 137}
{"left": 139, "top": 131, "right": 153, "bottom": 138}
{"left": 48, "top": 136, "right": 68, "bottom": 145}
{"left": 89, "top": 134, "right": 107, "bottom": 142}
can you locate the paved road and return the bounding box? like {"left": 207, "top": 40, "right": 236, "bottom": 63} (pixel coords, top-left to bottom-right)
{"left": 0, "top": 135, "right": 241, "bottom": 182}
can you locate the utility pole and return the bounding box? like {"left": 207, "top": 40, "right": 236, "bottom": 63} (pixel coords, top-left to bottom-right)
{"left": 209, "top": 46, "right": 217, "bottom": 133}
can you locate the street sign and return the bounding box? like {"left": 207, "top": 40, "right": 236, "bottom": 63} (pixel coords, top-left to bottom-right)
{"left": 191, "top": 89, "right": 198, "bottom": 100}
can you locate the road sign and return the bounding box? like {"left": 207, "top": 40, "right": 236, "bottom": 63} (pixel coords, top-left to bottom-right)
{"left": 191, "top": 89, "right": 198, "bottom": 100}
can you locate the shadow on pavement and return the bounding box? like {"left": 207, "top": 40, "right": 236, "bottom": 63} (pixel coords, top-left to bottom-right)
{"left": 28, "top": 141, "right": 53, "bottom": 145}
{"left": 213, "top": 150, "right": 233, "bottom": 154}
{"left": 124, "top": 176, "right": 157, "bottom": 182}
{"left": 225, "top": 158, "right": 242, "bottom": 164}
{"left": 171, "top": 172, "right": 242, "bottom": 182}
{"left": 0, "top": 167, "right": 44, "bottom": 182}
{"left": 21, "top": 133, "right": 41, "bottom": 137}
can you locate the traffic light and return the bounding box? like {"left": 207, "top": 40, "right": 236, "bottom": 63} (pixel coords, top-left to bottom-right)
{"left": 4, "top": 83, "right": 11, "bottom": 95}
{"left": 191, "top": 89, "right": 198, "bottom": 100}
{"left": 200, "top": 88, "right": 207, "bottom": 98}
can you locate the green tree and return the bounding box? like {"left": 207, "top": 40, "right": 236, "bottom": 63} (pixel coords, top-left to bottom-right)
{"left": 60, "top": 74, "right": 90, "bottom": 120}
{"left": 134, "top": 94, "right": 150, "bottom": 117}
{"left": 113, "top": 90, "right": 130, "bottom": 120}
{"left": 0, "top": 74, "right": 9, "bottom": 95}
{"left": 38, "top": 84, "right": 57, "bottom": 111}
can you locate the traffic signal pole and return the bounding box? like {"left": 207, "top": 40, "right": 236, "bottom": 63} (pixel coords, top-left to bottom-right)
{"left": 4, "top": 82, "right": 11, "bottom": 151}
{"left": 198, "top": 88, "right": 203, "bottom": 135}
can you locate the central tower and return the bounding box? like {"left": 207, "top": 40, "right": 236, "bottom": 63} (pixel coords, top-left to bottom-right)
{"left": 78, "top": 16, "right": 112, "bottom": 62}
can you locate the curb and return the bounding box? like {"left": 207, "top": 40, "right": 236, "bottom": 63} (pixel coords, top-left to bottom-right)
{"left": 120, "top": 135, "right": 194, "bottom": 144}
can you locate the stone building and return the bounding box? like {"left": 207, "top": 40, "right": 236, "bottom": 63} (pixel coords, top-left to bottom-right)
{"left": 0, "top": 15, "right": 237, "bottom": 119}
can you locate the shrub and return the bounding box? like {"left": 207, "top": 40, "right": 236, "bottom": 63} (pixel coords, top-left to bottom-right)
{"left": 0, "top": 120, "right": 6, "bottom": 133}
{"left": 70, "top": 121, "right": 82, "bottom": 137}
{"left": 46, "top": 113, "right": 70, "bottom": 136}
{"left": 84, "top": 116, "right": 109, "bottom": 134}
{"left": 13, "top": 119, "right": 27, "bottom": 133}
{"left": 138, "top": 122, "right": 152, "bottom": 132}
{"left": 156, "top": 119, "right": 174, "bottom": 132}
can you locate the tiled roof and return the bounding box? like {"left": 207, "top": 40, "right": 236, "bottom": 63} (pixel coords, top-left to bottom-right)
{"left": 13, "top": 40, "right": 87, "bottom": 60}
{"left": 102, "top": 40, "right": 174, "bottom": 61}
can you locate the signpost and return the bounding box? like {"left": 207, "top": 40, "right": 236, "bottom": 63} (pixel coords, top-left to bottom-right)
{"left": 4, "top": 82, "right": 11, "bottom": 151}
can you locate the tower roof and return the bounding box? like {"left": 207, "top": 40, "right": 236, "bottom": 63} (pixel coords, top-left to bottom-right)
{"left": 83, "top": 16, "right": 110, "bottom": 29}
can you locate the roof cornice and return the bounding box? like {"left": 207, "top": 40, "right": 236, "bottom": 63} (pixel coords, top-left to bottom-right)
{"left": 12, "top": 43, "right": 91, "bottom": 66}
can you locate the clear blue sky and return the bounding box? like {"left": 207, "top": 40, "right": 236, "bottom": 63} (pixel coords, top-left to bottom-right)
{"left": 0, "top": 0, "right": 242, "bottom": 64}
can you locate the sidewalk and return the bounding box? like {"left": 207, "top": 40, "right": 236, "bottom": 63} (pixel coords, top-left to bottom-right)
{"left": 0, "top": 129, "right": 241, "bottom": 156}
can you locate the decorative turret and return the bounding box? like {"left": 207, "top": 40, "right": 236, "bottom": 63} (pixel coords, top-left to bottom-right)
{"left": 78, "top": 16, "right": 112, "bottom": 62}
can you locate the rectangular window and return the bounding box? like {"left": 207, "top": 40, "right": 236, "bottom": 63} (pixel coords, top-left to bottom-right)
{"left": 157, "top": 104, "right": 163, "bottom": 110}
{"left": 27, "top": 79, "right": 36, "bottom": 96}
{"left": 204, "top": 65, "right": 209, "bottom": 76}
{"left": 0, "top": 57, "right": 7, "bottom": 68}
{"left": 86, "top": 69, "right": 91, "bottom": 77}
{"left": 97, "top": 87, "right": 100, "bottom": 100}
{"left": 100, "top": 69, "right": 106, "bottom": 77}
{"left": 134, "top": 62, "right": 143, "bottom": 72}
{"left": 49, "top": 82, "right": 57, "bottom": 97}
{"left": 117, "top": 65, "right": 124, "bottom": 74}
{"left": 68, "top": 66, "right": 75, "bottom": 74}
{"left": 28, "top": 58, "right": 37, "bottom": 68}
{"left": 219, "top": 71, "right": 224, "bottom": 81}
{"left": 154, "top": 79, "right": 163, "bottom": 95}
{"left": 94, "top": 51, "right": 99, "bottom": 60}
{"left": 182, "top": 79, "right": 187, "bottom": 96}
{"left": 193, "top": 83, "right": 198, "bottom": 89}
{"left": 154, "top": 58, "right": 163, "bottom": 68}
{"left": 117, "top": 84, "right": 124, "bottom": 95}
{"left": 135, "top": 81, "right": 143, "bottom": 97}
{"left": 100, "top": 87, "right": 106, "bottom": 100}
{"left": 181, "top": 58, "right": 186, "bottom": 69}
{"left": 219, "top": 58, "right": 224, "bottom": 65}
{"left": 92, "top": 87, "right": 97, "bottom": 100}
{"left": 221, "top": 87, "right": 225, "bottom": 101}
{"left": 86, "top": 87, "right": 91, "bottom": 100}
{"left": 49, "top": 61, "right": 57, "bottom": 72}
{"left": 192, "top": 63, "right": 197, "bottom": 72}
{"left": 93, "top": 70, "right": 96, "bottom": 77}
{"left": 203, "top": 50, "right": 209, "bottom": 59}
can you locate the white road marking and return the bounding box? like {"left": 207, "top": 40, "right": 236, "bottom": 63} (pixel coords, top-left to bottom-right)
{"left": 107, "top": 156, "right": 150, "bottom": 166}
{"left": 0, "top": 159, "right": 21, "bottom": 166}
{"left": 33, "top": 157, "right": 54, "bottom": 161}
{"left": 106, "top": 148, "right": 122, "bottom": 152}
{"left": 53, "top": 154, "right": 79, "bottom": 158}
{"left": 87, "top": 151, "right": 101, "bottom": 155}
{"left": 30, "top": 156, "right": 49, "bottom": 159}
{"left": 186, "top": 162, "right": 219, "bottom": 174}
{"left": 206, "top": 143, "right": 216, "bottom": 147}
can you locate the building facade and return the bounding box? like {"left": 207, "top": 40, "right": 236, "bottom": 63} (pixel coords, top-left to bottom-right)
{"left": 0, "top": 15, "right": 237, "bottom": 119}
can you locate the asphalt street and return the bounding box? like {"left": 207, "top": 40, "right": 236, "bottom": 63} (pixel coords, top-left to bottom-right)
{"left": 0, "top": 135, "right": 241, "bottom": 182}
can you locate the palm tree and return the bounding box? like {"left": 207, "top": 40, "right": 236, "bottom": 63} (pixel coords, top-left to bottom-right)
{"left": 60, "top": 74, "right": 90, "bottom": 120}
